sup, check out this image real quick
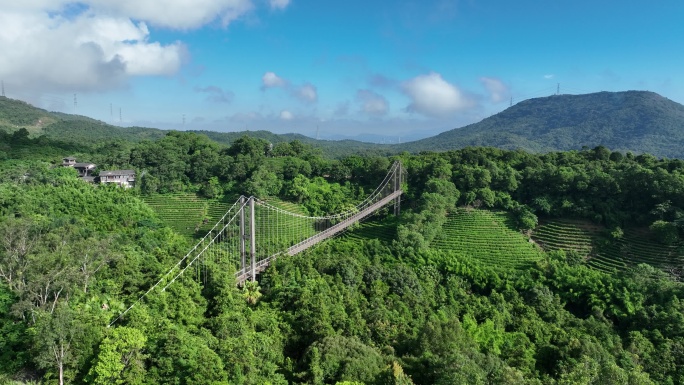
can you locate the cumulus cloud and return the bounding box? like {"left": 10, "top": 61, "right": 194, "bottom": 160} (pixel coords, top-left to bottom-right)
{"left": 294, "top": 83, "right": 318, "bottom": 103}
{"left": 356, "top": 89, "right": 389, "bottom": 117}
{"left": 0, "top": 1, "right": 280, "bottom": 95}
{"left": 480, "top": 77, "right": 509, "bottom": 103}
{"left": 402, "top": 72, "right": 475, "bottom": 117}
{"left": 0, "top": 10, "right": 184, "bottom": 93}
{"left": 261, "top": 71, "right": 288, "bottom": 89}
{"left": 269, "top": 0, "right": 290, "bottom": 10}
{"left": 12, "top": 0, "right": 256, "bottom": 30}
{"left": 194, "top": 85, "right": 234, "bottom": 103}
{"left": 261, "top": 72, "right": 317, "bottom": 104}
{"left": 280, "top": 110, "right": 294, "bottom": 120}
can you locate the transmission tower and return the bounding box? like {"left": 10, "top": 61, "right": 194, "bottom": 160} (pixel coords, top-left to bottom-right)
{"left": 1, "top": 80, "right": 4, "bottom": 97}
{"left": 119, "top": 108, "right": 122, "bottom": 123}
{"left": 74, "top": 94, "right": 77, "bottom": 112}
{"left": 557, "top": 83, "right": 560, "bottom": 95}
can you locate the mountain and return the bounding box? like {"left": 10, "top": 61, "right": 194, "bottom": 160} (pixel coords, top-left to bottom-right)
{"left": 399, "top": 91, "right": 684, "bottom": 158}
{"left": 0, "top": 96, "right": 385, "bottom": 158}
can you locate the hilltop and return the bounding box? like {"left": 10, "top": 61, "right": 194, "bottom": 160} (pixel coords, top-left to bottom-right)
{"left": 399, "top": 91, "right": 684, "bottom": 158}
{"left": 0, "top": 96, "right": 385, "bottom": 158}
{"left": 5, "top": 91, "right": 684, "bottom": 159}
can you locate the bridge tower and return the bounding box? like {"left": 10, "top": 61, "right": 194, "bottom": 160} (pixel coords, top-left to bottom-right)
{"left": 394, "top": 162, "right": 402, "bottom": 216}
{"left": 239, "top": 196, "right": 258, "bottom": 282}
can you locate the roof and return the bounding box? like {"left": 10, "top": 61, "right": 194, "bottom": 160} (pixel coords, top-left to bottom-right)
{"left": 73, "top": 162, "right": 95, "bottom": 168}
{"left": 63, "top": 156, "right": 77, "bottom": 161}
{"left": 100, "top": 170, "right": 136, "bottom": 176}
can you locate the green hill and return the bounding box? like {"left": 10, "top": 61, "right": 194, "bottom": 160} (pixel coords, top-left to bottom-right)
{"left": 0, "top": 96, "right": 385, "bottom": 158}
{"left": 431, "top": 208, "right": 543, "bottom": 270}
{"left": 399, "top": 91, "right": 684, "bottom": 158}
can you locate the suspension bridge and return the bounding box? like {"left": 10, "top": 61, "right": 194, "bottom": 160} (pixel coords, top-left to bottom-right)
{"left": 110, "top": 161, "right": 404, "bottom": 326}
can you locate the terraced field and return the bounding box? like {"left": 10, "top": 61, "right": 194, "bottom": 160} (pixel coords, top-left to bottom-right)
{"left": 532, "top": 219, "right": 684, "bottom": 273}
{"left": 532, "top": 219, "right": 595, "bottom": 256}
{"left": 143, "top": 193, "right": 236, "bottom": 239}
{"left": 431, "top": 209, "right": 543, "bottom": 270}
{"left": 259, "top": 197, "right": 309, "bottom": 215}
{"left": 340, "top": 217, "right": 398, "bottom": 245}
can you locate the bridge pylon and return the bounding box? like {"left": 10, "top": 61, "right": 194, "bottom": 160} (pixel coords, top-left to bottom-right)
{"left": 109, "top": 161, "right": 406, "bottom": 326}
{"left": 394, "top": 162, "right": 402, "bottom": 216}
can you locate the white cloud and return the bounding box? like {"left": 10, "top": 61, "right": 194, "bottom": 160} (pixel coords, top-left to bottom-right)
{"left": 544, "top": 74, "right": 555, "bottom": 79}
{"left": 261, "top": 72, "right": 317, "bottom": 104}
{"left": 0, "top": 11, "right": 184, "bottom": 93}
{"left": 294, "top": 83, "right": 317, "bottom": 103}
{"left": 402, "top": 72, "right": 474, "bottom": 117}
{"left": 280, "top": 110, "right": 294, "bottom": 120}
{"left": 261, "top": 71, "right": 287, "bottom": 89}
{"left": 356, "top": 89, "right": 389, "bottom": 117}
{"left": 0, "top": 1, "right": 287, "bottom": 95}
{"left": 9, "top": 0, "right": 257, "bottom": 29}
{"left": 480, "top": 77, "right": 509, "bottom": 103}
{"left": 269, "top": 0, "right": 290, "bottom": 10}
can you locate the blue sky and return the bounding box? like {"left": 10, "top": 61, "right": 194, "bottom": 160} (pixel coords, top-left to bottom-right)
{"left": 1, "top": 0, "right": 683, "bottom": 141}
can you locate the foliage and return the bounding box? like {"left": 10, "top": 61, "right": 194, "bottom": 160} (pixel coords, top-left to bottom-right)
{"left": 1, "top": 122, "right": 684, "bottom": 384}
{"left": 398, "top": 91, "right": 684, "bottom": 159}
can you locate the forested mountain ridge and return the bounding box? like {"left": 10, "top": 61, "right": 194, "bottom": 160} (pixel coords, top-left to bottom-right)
{"left": 0, "top": 96, "right": 385, "bottom": 159}
{"left": 5, "top": 91, "right": 684, "bottom": 159}
{"left": 399, "top": 91, "right": 684, "bottom": 158}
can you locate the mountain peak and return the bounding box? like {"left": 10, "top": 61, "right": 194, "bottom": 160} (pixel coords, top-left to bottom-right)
{"left": 400, "top": 91, "right": 684, "bottom": 158}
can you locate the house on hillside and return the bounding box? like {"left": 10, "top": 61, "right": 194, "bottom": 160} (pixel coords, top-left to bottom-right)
{"left": 99, "top": 170, "right": 136, "bottom": 188}
{"left": 62, "top": 157, "right": 96, "bottom": 178}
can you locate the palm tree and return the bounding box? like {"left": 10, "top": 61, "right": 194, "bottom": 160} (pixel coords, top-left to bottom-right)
{"left": 242, "top": 280, "right": 262, "bottom": 305}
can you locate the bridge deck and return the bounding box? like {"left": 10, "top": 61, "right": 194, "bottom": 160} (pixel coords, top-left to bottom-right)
{"left": 235, "top": 190, "right": 402, "bottom": 283}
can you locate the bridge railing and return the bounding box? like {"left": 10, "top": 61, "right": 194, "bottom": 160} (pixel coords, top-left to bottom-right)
{"left": 111, "top": 161, "right": 403, "bottom": 326}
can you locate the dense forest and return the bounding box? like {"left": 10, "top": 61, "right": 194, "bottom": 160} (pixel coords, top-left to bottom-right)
{"left": 1, "top": 128, "right": 684, "bottom": 384}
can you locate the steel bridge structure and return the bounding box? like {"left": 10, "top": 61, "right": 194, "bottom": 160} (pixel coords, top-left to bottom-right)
{"left": 111, "top": 161, "right": 404, "bottom": 326}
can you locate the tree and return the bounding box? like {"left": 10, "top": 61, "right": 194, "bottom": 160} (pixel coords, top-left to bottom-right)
{"left": 244, "top": 166, "right": 282, "bottom": 197}
{"left": 305, "top": 335, "right": 385, "bottom": 384}
{"left": 0, "top": 217, "right": 40, "bottom": 292}
{"left": 87, "top": 327, "right": 147, "bottom": 385}
{"left": 650, "top": 220, "right": 679, "bottom": 245}
{"left": 32, "top": 304, "right": 82, "bottom": 385}
{"left": 242, "top": 280, "right": 262, "bottom": 305}
{"left": 514, "top": 206, "right": 538, "bottom": 232}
